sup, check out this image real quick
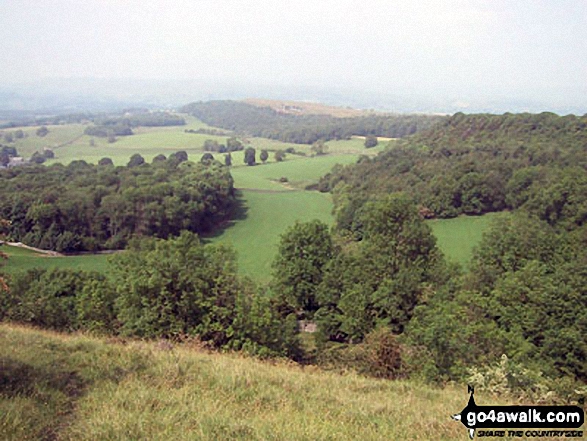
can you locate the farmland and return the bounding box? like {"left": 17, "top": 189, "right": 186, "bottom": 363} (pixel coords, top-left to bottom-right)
{"left": 2, "top": 116, "right": 493, "bottom": 279}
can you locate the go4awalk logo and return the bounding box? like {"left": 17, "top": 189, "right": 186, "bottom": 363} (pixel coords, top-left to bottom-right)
{"left": 451, "top": 386, "right": 585, "bottom": 439}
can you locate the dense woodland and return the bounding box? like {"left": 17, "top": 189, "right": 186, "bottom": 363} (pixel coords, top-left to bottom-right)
{"left": 319, "top": 112, "right": 587, "bottom": 230}
{"left": 0, "top": 155, "right": 235, "bottom": 252}
{"left": 181, "top": 100, "right": 445, "bottom": 144}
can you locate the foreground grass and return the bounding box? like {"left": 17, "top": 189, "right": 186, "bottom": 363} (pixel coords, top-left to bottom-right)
{"left": 0, "top": 323, "right": 468, "bottom": 440}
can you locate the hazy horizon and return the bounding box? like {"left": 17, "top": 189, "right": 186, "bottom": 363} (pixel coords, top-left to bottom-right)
{"left": 1, "top": 0, "right": 586, "bottom": 113}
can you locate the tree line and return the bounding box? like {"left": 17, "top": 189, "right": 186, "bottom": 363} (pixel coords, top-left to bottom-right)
{"left": 0, "top": 155, "right": 235, "bottom": 252}
{"left": 181, "top": 100, "right": 445, "bottom": 144}
{"left": 318, "top": 112, "right": 587, "bottom": 232}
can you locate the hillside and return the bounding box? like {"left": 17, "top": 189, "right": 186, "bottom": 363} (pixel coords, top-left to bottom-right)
{"left": 319, "top": 112, "right": 587, "bottom": 225}
{"left": 244, "top": 99, "right": 369, "bottom": 118}
{"left": 180, "top": 100, "right": 445, "bottom": 144}
{"left": 0, "top": 323, "right": 469, "bottom": 441}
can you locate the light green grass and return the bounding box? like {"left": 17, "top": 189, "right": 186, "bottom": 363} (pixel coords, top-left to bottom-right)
{"left": 0, "top": 323, "right": 473, "bottom": 441}
{"left": 427, "top": 212, "right": 503, "bottom": 267}
{"left": 230, "top": 154, "right": 360, "bottom": 190}
{"left": 208, "top": 190, "right": 334, "bottom": 282}
{"left": 1, "top": 245, "right": 110, "bottom": 275}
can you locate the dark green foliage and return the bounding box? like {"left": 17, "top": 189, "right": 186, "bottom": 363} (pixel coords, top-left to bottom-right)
{"left": 274, "top": 150, "right": 286, "bottom": 162}
{"left": 226, "top": 137, "right": 244, "bottom": 151}
{"left": 111, "top": 232, "right": 299, "bottom": 354}
{"left": 315, "top": 194, "right": 445, "bottom": 342}
{"left": 364, "top": 135, "right": 378, "bottom": 148}
{"left": 181, "top": 100, "right": 444, "bottom": 144}
{"left": 406, "top": 213, "right": 587, "bottom": 383}
{"left": 201, "top": 153, "right": 214, "bottom": 164}
{"left": 43, "top": 149, "right": 55, "bottom": 159}
{"left": 0, "top": 146, "right": 17, "bottom": 166}
{"left": 0, "top": 159, "right": 235, "bottom": 252}
{"left": 0, "top": 268, "right": 115, "bottom": 332}
{"left": 98, "top": 157, "right": 114, "bottom": 166}
{"left": 14, "top": 129, "right": 24, "bottom": 139}
{"left": 272, "top": 220, "right": 334, "bottom": 317}
{"left": 3, "top": 133, "right": 13, "bottom": 143}
{"left": 224, "top": 153, "right": 232, "bottom": 167}
{"left": 152, "top": 154, "right": 167, "bottom": 163}
{"left": 244, "top": 147, "right": 256, "bottom": 166}
{"left": 36, "top": 126, "right": 49, "bottom": 137}
{"left": 127, "top": 154, "right": 145, "bottom": 167}
{"left": 30, "top": 152, "right": 46, "bottom": 164}
{"left": 85, "top": 125, "right": 133, "bottom": 138}
{"left": 322, "top": 112, "right": 587, "bottom": 224}
{"left": 260, "top": 149, "right": 268, "bottom": 163}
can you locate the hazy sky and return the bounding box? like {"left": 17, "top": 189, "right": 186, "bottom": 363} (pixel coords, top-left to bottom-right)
{"left": 1, "top": 0, "right": 586, "bottom": 107}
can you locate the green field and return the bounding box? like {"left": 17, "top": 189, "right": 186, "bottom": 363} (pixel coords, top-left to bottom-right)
{"left": 2, "top": 245, "right": 110, "bottom": 275}
{"left": 428, "top": 212, "right": 503, "bottom": 267}
{"left": 208, "top": 190, "right": 334, "bottom": 281}
{"left": 0, "top": 323, "right": 474, "bottom": 441}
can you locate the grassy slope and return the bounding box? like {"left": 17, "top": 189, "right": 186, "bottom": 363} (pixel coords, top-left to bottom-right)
{"left": 0, "top": 323, "right": 470, "bottom": 441}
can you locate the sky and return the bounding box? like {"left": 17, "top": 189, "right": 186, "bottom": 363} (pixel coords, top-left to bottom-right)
{"left": 0, "top": 0, "right": 586, "bottom": 111}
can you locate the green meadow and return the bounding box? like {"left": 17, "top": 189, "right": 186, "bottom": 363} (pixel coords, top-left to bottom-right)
{"left": 428, "top": 212, "right": 503, "bottom": 268}
{"left": 1, "top": 245, "right": 110, "bottom": 275}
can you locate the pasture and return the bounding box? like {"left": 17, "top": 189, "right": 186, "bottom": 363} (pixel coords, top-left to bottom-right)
{"left": 0, "top": 323, "right": 474, "bottom": 441}
{"left": 1, "top": 245, "right": 110, "bottom": 275}
{"left": 428, "top": 212, "right": 503, "bottom": 267}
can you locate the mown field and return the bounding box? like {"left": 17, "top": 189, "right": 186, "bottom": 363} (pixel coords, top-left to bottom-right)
{"left": 0, "top": 323, "right": 474, "bottom": 441}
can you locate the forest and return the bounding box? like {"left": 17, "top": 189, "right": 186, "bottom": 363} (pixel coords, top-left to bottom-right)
{"left": 318, "top": 112, "right": 587, "bottom": 228}
{"left": 0, "top": 154, "right": 235, "bottom": 252}
{"left": 181, "top": 100, "right": 445, "bottom": 144}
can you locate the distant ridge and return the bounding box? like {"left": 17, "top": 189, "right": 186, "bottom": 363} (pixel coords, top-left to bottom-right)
{"left": 243, "top": 98, "right": 373, "bottom": 118}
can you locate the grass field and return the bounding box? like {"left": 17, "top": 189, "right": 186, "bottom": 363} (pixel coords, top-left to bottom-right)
{"left": 0, "top": 323, "right": 477, "bottom": 441}
{"left": 208, "top": 190, "right": 334, "bottom": 281}
{"left": 428, "top": 212, "right": 503, "bottom": 267}
{"left": 1, "top": 245, "right": 110, "bottom": 275}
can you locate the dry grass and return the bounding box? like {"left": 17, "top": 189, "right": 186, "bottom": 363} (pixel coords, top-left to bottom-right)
{"left": 0, "top": 323, "right": 474, "bottom": 440}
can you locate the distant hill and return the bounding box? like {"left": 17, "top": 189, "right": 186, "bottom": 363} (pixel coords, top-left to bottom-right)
{"left": 243, "top": 98, "right": 371, "bottom": 118}
{"left": 181, "top": 100, "right": 445, "bottom": 144}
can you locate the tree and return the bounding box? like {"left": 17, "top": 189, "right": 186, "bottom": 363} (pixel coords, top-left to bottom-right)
{"left": 30, "top": 151, "right": 46, "bottom": 164}
{"left": 36, "top": 126, "right": 49, "bottom": 137}
{"left": 272, "top": 220, "right": 334, "bottom": 317}
{"left": 43, "top": 148, "right": 55, "bottom": 159}
{"left": 127, "top": 153, "right": 145, "bottom": 167}
{"left": 152, "top": 154, "right": 167, "bottom": 163}
{"left": 174, "top": 150, "right": 188, "bottom": 162}
{"left": 98, "top": 157, "right": 114, "bottom": 166}
{"left": 275, "top": 150, "right": 286, "bottom": 162}
{"left": 14, "top": 130, "right": 24, "bottom": 139}
{"left": 224, "top": 153, "right": 232, "bottom": 167}
{"left": 311, "top": 140, "right": 328, "bottom": 156}
{"left": 364, "top": 135, "right": 378, "bottom": 148}
{"left": 4, "top": 133, "right": 13, "bottom": 143}
{"left": 244, "top": 147, "right": 256, "bottom": 166}
{"left": 226, "top": 137, "right": 243, "bottom": 152}
{"left": 260, "top": 149, "right": 269, "bottom": 163}
{"left": 201, "top": 153, "right": 214, "bottom": 164}
{"left": 107, "top": 135, "right": 117, "bottom": 143}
